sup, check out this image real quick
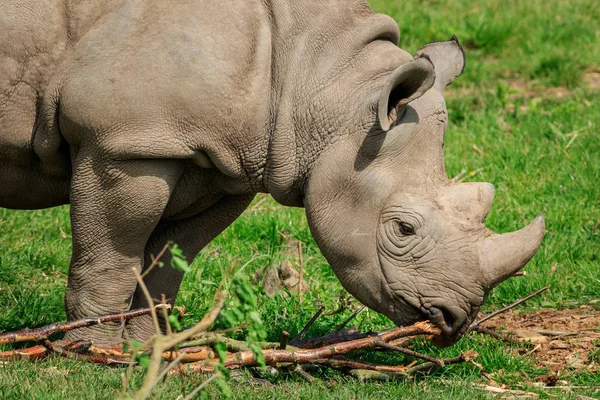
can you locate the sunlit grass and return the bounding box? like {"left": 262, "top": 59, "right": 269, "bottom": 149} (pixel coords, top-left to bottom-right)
{"left": 1, "top": 0, "right": 599, "bottom": 398}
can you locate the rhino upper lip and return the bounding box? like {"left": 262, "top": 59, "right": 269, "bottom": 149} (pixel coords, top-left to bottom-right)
{"left": 388, "top": 292, "right": 473, "bottom": 348}
{"left": 383, "top": 275, "right": 465, "bottom": 336}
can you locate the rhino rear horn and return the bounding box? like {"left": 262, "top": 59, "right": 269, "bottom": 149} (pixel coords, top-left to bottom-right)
{"left": 378, "top": 56, "right": 435, "bottom": 132}
{"left": 442, "top": 182, "right": 495, "bottom": 223}
{"left": 414, "top": 35, "right": 465, "bottom": 92}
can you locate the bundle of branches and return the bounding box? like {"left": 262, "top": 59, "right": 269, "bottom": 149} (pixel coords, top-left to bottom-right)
{"left": 0, "top": 286, "right": 549, "bottom": 387}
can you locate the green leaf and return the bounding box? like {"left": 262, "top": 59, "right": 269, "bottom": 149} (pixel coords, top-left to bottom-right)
{"left": 167, "top": 314, "right": 181, "bottom": 331}
{"left": 248, "top": 311, "right": 262, "bottom": 325}
{"left": 215, "top": 377, "right": 232, "bottom": 398}
{"left": 136, "top": 353, "right": 150, "bottom": 370}
{"left": 169, "top": 243, "right": 191, "bottom": 273}
{"left": 232, "top": 307, "right": 245, "bottom": 322}
{"left": 218, "top": 310, "right": 238, "bottom": 328}
{"left": 249, "top": 342, "right": 266, "bottom": 370}
{"left": 129, "top": 339, "right": 145, "bottom": 351}
{"left": 215, "top": 362, "right": 231, "bottom": 379}
{"left": 214, "top": 342, "right": 228, "bottom": 362}
{"left": 171, "top": 256, "right": 190, "bottom": 273}
{"left": 169, "top": 243, "right": 184, "bottom": 258}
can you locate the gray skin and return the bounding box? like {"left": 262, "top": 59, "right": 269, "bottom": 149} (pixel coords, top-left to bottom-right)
{"left": 0, "top": 0, "right": 544, "bottom": 347}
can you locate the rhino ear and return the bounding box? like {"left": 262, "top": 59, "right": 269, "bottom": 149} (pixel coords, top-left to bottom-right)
{"left": 414, "top": 35, "right": 466, "bottom": 92}
{"left": 378, "top": 56, "right": 435, "bottom": 132}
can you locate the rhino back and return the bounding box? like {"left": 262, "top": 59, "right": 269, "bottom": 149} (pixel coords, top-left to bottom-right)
{"left": 53, "top": 0, "right": 272, "bottom": 186}
{"left": 0, "top": 1, "right": 66, "bottom": 154}
{"left": 0, "top": 1, "right": 71, "bottom": 207}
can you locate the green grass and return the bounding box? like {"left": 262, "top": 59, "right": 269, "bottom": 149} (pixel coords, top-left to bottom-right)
{"left": 1, "top": 0, "right": 599, "bottom": 398}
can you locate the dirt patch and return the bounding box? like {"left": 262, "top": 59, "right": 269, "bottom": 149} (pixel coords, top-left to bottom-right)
{"left": 481, "top": 306, "right": 600, "bottom": 376}
{"left": 585, "top": 70, "right": 600, "bottom": 90}
{"left": 445, "top": 70, "right": 600, "bottom": 100}
{"left": 253, "top": 239, "right": 310, "bottom": 297}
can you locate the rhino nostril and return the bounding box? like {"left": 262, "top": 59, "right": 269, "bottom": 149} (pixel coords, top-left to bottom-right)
{"left": 429, "top": 306, "right": 462, "bottom": 335}
{"left": 440, "top": 307, "right": 455, "bottom": 330}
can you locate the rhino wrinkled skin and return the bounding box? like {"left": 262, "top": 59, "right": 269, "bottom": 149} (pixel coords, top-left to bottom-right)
{"left": 0, "top": 0, "right": 544, "bottom": 346}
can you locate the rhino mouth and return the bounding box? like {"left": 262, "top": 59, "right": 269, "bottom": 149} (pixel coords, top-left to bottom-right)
{"left": 389, "top": 293, "right": 476, "bottom": 348}
{"left": 382, "top": 274, "right": 475, "bottom": 347}
{"left": 426, "top": 305, "right": 480, "bottom": 348}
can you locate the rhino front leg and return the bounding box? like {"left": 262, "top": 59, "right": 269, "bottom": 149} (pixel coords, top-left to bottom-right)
{"left": 126, "top": 194, "right": 255, "bottom": 341}
{"left": 64, "top": 154, "right": 182, "bottom": 345}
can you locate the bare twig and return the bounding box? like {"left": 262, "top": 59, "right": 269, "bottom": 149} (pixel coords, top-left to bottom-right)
{"left": 4, "top": 286, "right": 559, "bottom": 391}
{"left": 0, "top": 345, "right": 48, "bottom": 361}
{"left": 322, "top": 357, "right": 410, "bottom": 374}
{"left": 334, "top": 306, "right": 365, "bottom": 334}
{"left": 247, "top": 196, "right": 268, "bottom": 213}
{"left": 0, "top": 305, "right": 168, "bottom": 344}
{"left": 456, "top": 167, "right": 484, "bottom": 183}
{"left": 291, "top": 306, "right": 325, "bottom": 343}
{"left": 178, "top": 333, "right": 281, "bottom": 353}
{"left": 470, "top": 325, "right": 524, "bottom": 347}
{"left": 291, "top": 364, "right": 316, "bottom": 383}
{"left": 161, "top": 294, "right": 172, "bottom": 336}
{"left": 41, "top": 339, "right": 129, "bottom": 365}
{"left": 451, "top": 168, "right": 467, "bottom": 182}
{"left": 133, "top": 267, "right": 163, "bottom": 337}
{"left": 133, "top": 293, "right": 226, "bottom": 400}
{"left": 374, "top": 339, "right": 443, "bottom": 366}
{"left": 404, "top": 354, "right": 466, "bottom": 376}
{"left": 472, "top": 144, "right": 485, "bottom": 156}
{"left": 140, "top": 242, "right": 171, "bottom": 280}
{"left": 297, "top": 241, "right": 304, "bottom": 304}
{"left": 156, "top": 352, "right": 187, "bottom": 384}
{"left": 470, "top": 285, "right": 550, "bottom": 328}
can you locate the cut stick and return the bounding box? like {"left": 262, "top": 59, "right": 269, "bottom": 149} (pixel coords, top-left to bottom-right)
{"left": 171, "top": 322, "right": 441, "bottom": 375}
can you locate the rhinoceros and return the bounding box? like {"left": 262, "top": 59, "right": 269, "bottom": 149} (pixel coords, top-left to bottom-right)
{"left": 0, "top": 0, "right": 544, "bottom": 346}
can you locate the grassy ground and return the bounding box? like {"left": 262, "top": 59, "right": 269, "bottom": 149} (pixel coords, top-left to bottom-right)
{"left": 1, "top": 0, "right": 599, "bottom": 398}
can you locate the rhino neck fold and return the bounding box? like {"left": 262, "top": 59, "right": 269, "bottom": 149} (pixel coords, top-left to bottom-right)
{"left": 262, "top": 0, "right": 413, "bottom": 207}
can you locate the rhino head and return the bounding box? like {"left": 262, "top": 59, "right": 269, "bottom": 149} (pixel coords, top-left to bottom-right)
{"left": 304, "top": 37, "right": 545, "bottom": 346}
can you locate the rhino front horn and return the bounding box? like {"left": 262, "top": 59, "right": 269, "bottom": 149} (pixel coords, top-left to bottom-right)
{"left": 482, "top": 215, "right": 545, "bottom": 286}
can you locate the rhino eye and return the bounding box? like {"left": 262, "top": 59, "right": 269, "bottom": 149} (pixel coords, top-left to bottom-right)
{"left": 396, "top": 221, "right": 415, "bottom": 236}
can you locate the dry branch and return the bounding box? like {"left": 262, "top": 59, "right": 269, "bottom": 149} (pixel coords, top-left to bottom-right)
{"left": 171, "top": 322, "right": 440, "bottom": 375}
{"left": 0, "top": 305, "right": 169, "bottom": 344}
{"left": 469, "top": 325, "right": 523, "bottom": 347}
{"left": 374, "top": 339, "right": 443, "bottom": 366}
{"left": 0, "top": 285, "right": 555, "bottom": 391}
{"left": 290, "top": 306, "right": 325, "bottom": 344}
{"left": 335, "top": 306, "right": 365, "bottom": 334}
{"left": 42, "top": 339, "right": 130, "bottom": 365}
